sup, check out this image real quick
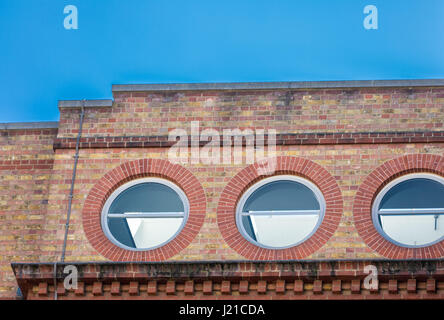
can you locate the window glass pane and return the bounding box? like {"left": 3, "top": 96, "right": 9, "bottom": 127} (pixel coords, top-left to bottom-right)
{"left": 238, "top": 178, "right": 324, "bottom": 248}
{"left": 380, "top": 178, "right": 444, "bottom": 209}
{"left": 380, "top": 215, "right": 444, "bottom": 246}
{"left": 109, "top": 182, "right": 184, "bottom": 214}
{"left": 108, "top": 217, "right": 184, "bottom": 249}
{"left": 248, "top": 214, "right": 319, "bottom": 248}
{"left": 126, "top": 217, "right": 183, "bottom": 248}
{"left": 242, "top": 216, "right": 257, "bottom": 241}
{"left": 108, "top": 217, "right": 136, "bottom": 248}
{"left": 105, "top": 181, "right": 186, "bottom": 249}
{"left": 243, "top": 180, "right": 319, "bottom": 212}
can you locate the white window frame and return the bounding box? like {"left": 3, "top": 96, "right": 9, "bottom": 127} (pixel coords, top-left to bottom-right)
{"left": 371, "top": 173, "right": 444, "bottom": 248}
{"left": 101, "top": 177, "right": 189, "bottom": 251}
{"left": 235, "top": 175, "right": 326, "bottom": 249}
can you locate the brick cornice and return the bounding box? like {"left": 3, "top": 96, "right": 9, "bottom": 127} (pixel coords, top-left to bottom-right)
{"left": 52, "top": 131, "right": 444, "bottom": 150}
{"left": 11, "top": 259, "right": 444, "bottom": 300}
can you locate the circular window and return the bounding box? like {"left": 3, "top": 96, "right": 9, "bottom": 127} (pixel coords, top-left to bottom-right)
{"left": 372, "top": 173, "right": 444, "bottom": 248}
{"left": 101, "top": 177, "right": 189, "bottom": 251}
{"left": 236, "top": 175, "right": 325, "bottom": 249}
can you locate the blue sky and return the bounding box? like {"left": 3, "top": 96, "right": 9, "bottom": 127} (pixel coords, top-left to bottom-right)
{"left": 1, "top": 0, "right": 443, "bottom": 122}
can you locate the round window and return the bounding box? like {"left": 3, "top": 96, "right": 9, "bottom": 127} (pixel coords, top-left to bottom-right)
{"left": 101, "top": 178, "right": 189, "bottom": 251}
{"left": 236, "top": 175, "right": 325, "bottom": 249}
{"left": 372, "top": 173, "right": 444, "bottom": 247}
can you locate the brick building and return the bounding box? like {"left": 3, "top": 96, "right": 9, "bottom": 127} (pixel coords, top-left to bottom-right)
{"left": 1, "top": 79, "right": 443, "bottom": 300}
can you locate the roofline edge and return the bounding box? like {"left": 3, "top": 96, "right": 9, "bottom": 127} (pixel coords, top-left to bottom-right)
{"left": 58, "top": 99, "right": 114, "bottom": 109}
{"left": 112, "top": 79, "right": 444, "bottom": 92}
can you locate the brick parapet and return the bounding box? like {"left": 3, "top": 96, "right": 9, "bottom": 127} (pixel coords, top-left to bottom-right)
{"left": 57, "top": 87, "right": 444, "bottom": 138}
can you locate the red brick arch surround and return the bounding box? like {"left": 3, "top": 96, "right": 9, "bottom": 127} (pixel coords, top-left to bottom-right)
{"left": 353, "top": 154, "right": 444, "bottom": 259}
{"left": 82, "top": 159, "right": 206, "bottom": 261}
{"left": 217, "top": 156, "right": 343, "bottom": 260}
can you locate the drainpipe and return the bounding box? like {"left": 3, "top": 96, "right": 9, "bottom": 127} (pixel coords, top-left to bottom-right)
{"left": 55, "top": 100, "right": 85, "bottom": 299}
{"left": 61, "top": 99, "right": 85, "bottom": 262}
{"left": 53, "top": 261, "right": 58, "bottom": 300}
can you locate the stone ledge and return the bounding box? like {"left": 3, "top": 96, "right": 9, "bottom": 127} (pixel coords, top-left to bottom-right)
{"left": 58, "top": 99, "right": 113, "bottom": 109}
{"left": 112, "top": 79, "right": 444, "bottom": 92}
{"left": 0, "top": 121, "right": 59, "bottom": 130}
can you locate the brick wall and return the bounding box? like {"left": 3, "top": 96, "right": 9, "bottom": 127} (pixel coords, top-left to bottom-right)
{"left": 0, "top": 128, "right": 57, "bottom": 298}
{"left": 1, "top": 84, "right": 444, "bottom": 299}
{"left": 53, "top": 143, "right": 443, "bottom": 263}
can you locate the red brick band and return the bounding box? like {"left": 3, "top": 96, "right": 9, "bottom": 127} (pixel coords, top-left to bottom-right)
{"left": 82, "top": 159, "right": 206, "bottom": 261}
{"left": 53, "top": 131, "right": 444, "bottom": 149}
{"left": 1, "top": 128, "right": 58, "bottom": 136}
{"left": 216, "top": 156, "right": 343, "bottom": 260}
{"left": 0, "top": 159, "right": 54, "bottom": 170}
{"left": 353, "top": 154, "right": 444, "bottom": 259}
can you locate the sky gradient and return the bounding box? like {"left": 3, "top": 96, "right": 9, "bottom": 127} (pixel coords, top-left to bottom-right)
{"left": 1, "top": 0, "right": 444, "bottom": 122}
